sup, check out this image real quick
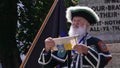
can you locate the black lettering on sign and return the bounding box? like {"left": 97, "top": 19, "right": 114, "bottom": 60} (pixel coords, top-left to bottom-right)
{"left": 103, "top": 26, "right": 109, "bottom": 31}
{"left": 116, "top": 20, "right": 120, "bottom": 25}
{"left": 104, "top": 20, "right": 120, "bottom": 25}
{"left": 107, "top": 4, "right": 120, "bottom": 11}
{"left": 96, "top": 21, "right": 102, "bottom": 26}
{"left": 112, "top": 26, "right": 120, "bottom": 31}
{"left": 90, "top": 27, "right": 100, "bottom": 32}
{"left": 99, "top": 12, "right": 118, "bottom": 18}
{"left": 104, "top": 0, "right": 120, "bottom": 3}
{"left": 91, "top": 6, "right": 105, "bottom": 11}
{"left": 104, "top": 20, "right": 113, "bottom": 25}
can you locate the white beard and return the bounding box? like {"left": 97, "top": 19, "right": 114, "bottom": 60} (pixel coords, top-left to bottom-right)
{"left": 68, "top": 25, "right": 87, "bottom": 37}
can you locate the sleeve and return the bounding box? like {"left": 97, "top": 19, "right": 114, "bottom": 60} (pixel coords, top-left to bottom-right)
{"left": 38, "top": 48, "right": 68, "bottom": 66}
{"left": 84, "top": 41, "right": 112, "bottom": 68}
{"left": 38, "top": 48, "right": 52, "bottom": 65}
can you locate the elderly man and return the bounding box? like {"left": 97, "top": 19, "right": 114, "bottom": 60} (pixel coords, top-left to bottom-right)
{"left": 38, "top": 6, "right": 112, "bottom": 68}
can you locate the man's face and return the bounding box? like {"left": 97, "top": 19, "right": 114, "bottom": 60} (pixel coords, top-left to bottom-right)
{"left": 71, "top": 16, "right": 89, "bottom": 28}
{"left": 68, "top": 16, "right": 90, "bottom": 36}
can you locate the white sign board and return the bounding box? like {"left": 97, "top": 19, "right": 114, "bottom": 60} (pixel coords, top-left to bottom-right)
{"left": 79, "top": 0, "right": 120, "bottom": 43}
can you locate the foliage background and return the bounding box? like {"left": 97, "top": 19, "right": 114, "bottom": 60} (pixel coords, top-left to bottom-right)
{"left": 17, "top": 0, "right": 75, "bottom": 55}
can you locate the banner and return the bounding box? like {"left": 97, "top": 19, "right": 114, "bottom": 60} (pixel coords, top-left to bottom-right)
{"left": 20, "top": 0, "right": 68, "bottom": 68}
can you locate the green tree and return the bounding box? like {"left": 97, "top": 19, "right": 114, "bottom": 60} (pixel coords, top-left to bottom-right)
{"left": 0, "top": 0, "right": 76, "bottom": 67}
{"left": 17, "top": 0, "right": 75, "bottom": 55}
{"left": 17, "top": 0, "right": 54, "bottom": 55}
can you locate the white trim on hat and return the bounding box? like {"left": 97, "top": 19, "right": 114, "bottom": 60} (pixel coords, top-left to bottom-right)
{"left": 66, "top": 6, "right": 100, "bottom": 23}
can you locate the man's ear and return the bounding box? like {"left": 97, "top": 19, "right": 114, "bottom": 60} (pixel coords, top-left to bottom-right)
{"left": 85, "top": 23, "right": 91, "bottom": 33}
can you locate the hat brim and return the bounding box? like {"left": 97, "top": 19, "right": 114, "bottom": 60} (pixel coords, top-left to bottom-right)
{"left": 66, "top": 6, "right": 100, "bottom": 25}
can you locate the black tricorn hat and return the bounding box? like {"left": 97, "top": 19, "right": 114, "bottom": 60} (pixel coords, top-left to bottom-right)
{"left": 66, "top": 6, "right": 100, "bottom": 25}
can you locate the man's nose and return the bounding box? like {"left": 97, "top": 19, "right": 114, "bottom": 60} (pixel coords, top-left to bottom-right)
{"left": 72, "top": 22, "right": 79, "bottom": 28}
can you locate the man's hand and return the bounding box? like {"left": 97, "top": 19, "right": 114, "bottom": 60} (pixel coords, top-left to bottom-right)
{"left": 73, "top": 44, "right": 88, "bottom": 54}
{"left": 45, "top": 37, "right": 55, "bottom": 53}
